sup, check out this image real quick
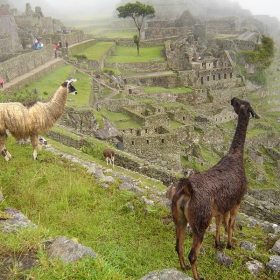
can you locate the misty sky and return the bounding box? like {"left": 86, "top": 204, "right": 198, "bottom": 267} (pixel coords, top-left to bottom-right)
{"left": 230, "top": 0, "right": 280, "bottom": 20}
{"left": 6, "top": 0, "right": 280, "bottom": 21}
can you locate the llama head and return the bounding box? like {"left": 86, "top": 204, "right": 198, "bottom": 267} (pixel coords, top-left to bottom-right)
{"left": 61, "top": 79, "right": 77, "bottom": 95}
{"left": 231, "top": 97, "right": 260, "bottom": 119}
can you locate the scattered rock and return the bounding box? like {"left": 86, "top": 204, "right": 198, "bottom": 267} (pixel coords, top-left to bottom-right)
{"left": 215, "top": 251, "right": 233, "bottom": 267}
{"left": 119, "top": 182, "right": 144, "bottom": 194}
{"left": 266, "top": 255, "right": 280, "bottom": 272}
{"left": 139, "top": 268, "right": 193, "bottom": 280}
{"left": 0, "top": 207, "right": 36, "bottom": 233}
{"left": 48, "top": 236, "right": 97, "bottom": 263}
{"left": 271, "top": 239, "right": 280, "bottom": 255}
{"left": 240, "top": 241, "right": 256, "bottom": 251}
{"left": 245, "top": 259, "right": 265, "bottom": 275}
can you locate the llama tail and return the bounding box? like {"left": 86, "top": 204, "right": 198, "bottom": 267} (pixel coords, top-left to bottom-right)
{"left": 177, "top": 177, "right": 193, "bottom": 196}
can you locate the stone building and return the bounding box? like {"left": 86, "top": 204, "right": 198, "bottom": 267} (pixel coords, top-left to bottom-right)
{"left": 0, "top": 4, "right": 22, "bottom": 56}
{"left": 122, "top": 125, "right": 181, "bottom": 171}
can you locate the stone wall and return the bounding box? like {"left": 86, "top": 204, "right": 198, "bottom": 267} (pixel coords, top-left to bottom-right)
{"left": 145, "top": 26, "right": 191, "bottom": 40}
{"left": 122, "top": 127, "right": 181, "bottom": 171}
{"left": 218, "top": 39, "right": 257, "bottom": 52}
{"left": 0, "top": 45, "right": 54, "bottom": 84}
{"left": 0, "top": 12, "right": 22, "bottom": 52}
{"left": 46, "top": 130, "right": 178, "bottom": 184}
{"left": 15, "top": 16, "right": 62, "bottom": 38}
{"left": 2, "top": 59, "right": 63, "bottom": 94}
{"left": 0, "top": 37, "right": 13, "bottom": 58}
{"left": 43, "top": 30, "right": 89, "bottom": 50}
{"left": 58, "top": 107, "right": 99, "bottom": 137}
{"left": 176, "top": 86, "right": 247, "bottom": 108}
{"left": 167, "top": 109, "right": 191, "bottom": 125}
{"left": 105, "top": 61, "right": 168, "bottom": 73}
{"left": 125, "top": 74, "right": 180, "bottom": 87}
{"left": 99, "top": 98, "right": 138, "bottom": 112}
{"left": 96, "top": 37, "right": 178, "bottom": 47}
{"left": 88, "top": 44, "right": 115, "bottom": 70}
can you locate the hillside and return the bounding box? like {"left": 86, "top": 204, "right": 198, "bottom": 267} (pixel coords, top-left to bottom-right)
{"left": 0, "top": 54, "right": 280, "bottom": 278}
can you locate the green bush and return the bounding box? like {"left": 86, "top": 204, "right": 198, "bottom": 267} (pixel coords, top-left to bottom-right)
{"left": 73, "top": 54, "right": 88, "bottom": 60}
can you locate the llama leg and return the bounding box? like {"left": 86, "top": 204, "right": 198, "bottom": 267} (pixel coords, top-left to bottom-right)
{"left": 188, "top": 232, "right": 204, "bottom": 280}
{"left": 106, "top": 157, "right": 109, "bottom": 165}
{"left": 227, "top": 204, "right": 240, "bottom": 249}
{"left": 3, "top": 146, "right": 12, "bottom": 160}
{"left": 223, "top": 211, "right": 230, "bottom": 234}
{"left": 173, "top": 201, "right": 189, "bottom": 270}
{"left": 30, "top": 135, "right": 39, "bottom": 160}
{"left": 0, "top": 133, "right": 11, "bottom": 161}
{"left": 111, "top": 156, "right": 115, "bottom": 168}
{"left": 215, "top": 215, "right": 222, "bottom": 249}
{"left": 175, "top": 223, "right": 189, "bottom": 270}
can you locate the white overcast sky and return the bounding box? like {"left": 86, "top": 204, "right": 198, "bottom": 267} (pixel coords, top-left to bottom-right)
{"left": 7, "top": 0, "right": 280, "bottom": 21}
{"left": 230, "top": 0, "right": 280, "bottom": 20}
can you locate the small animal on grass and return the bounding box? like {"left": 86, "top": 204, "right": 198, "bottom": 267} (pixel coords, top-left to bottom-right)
{"left": 0, "top": 79, "right": 77, "bottom": 161}
{"left": 171, "top": 97, "right": 259, "bottom": 280}
{"left": 103, "top": 148, "right": 115, "bottom": 168}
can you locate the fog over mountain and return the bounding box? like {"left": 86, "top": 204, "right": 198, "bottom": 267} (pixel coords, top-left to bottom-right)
{"left": 3, "top": 0, "right": 280, "bottom": 21}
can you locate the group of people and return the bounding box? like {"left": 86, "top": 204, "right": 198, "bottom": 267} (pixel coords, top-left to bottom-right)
{"left": 34, "top": 38, "right": 43, "bottom": 50}
{"left": 53, "top": 41, "right": 69, "bottom": 58}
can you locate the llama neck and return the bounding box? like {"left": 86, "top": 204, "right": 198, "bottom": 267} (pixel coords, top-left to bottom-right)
{"left": 46, "top": 86, "right": 68, "bottom": 117}
{"left": 229, "top": 112, "right": 250, "bottom": 154}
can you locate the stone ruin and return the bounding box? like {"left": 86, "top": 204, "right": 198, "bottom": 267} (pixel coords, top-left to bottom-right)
{"left": 0, "top": 2, "right": 65, "bottom": 60}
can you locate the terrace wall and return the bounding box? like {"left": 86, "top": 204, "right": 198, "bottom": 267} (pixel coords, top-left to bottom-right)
{"left": 0, "top": 46, "right": 53, "bottom": 83}
{"left": 105, "top": 61, "right": 168, "bottom": 72}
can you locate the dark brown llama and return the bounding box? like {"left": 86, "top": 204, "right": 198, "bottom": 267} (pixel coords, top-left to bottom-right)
{"left": 103, "top": 148, "right": 115, "bottom": 168}
{"left": 171, "top": 97, "right": 259, "bottom": 280}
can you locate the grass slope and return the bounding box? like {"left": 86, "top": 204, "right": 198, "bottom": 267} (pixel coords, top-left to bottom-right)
{"left": 0, "top": 137, "right": 279, "bottom": 280}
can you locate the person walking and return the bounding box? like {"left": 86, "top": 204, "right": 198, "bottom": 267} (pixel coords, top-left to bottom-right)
{"left": 0, "top": 77, "right": 4, "bottom": 88}
{"left": 53, "top": 44, "right": 57, "bottom": 58}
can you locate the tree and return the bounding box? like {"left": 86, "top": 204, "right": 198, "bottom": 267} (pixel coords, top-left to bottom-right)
{"left": 116, "top": 1, "right": 155, "bottom": 56}
{"left": 133, "top": 34, "right": 140, "bottom": 56}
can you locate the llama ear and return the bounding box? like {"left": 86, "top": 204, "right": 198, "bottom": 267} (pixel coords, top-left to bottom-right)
{"left": 67, "top": 79, "right": 77, "bottom": 86}
{"left": 250, "top": 107, "right": 260, "bottom": 119}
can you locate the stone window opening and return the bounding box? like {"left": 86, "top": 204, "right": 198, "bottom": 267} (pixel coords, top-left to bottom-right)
{"left": 201, "top": 77, "right": 204, "bottom": 84}
{"left": 218, "top": 74, "right": 221, "bottom": 80}
{"left": 224, "top": 73, "right": 227, "bottom": 79}
{"left": 161, "top": 139, "right": 164, "bottom": 144}
{"left": 147, "top": 140, "right": 149, "bottom": 144}
{"left": 132, "top": 140, "right": 135, "bottom": 145}
{"left": 230, "top": 73, "right": 232, "bottom": 78}
{"left": 158, "top": 109, "right": 160, "bottom": 112}
{"left": 213, "top": 75, "right": 215, "bottom": 80}
{"left": 145, "top": 129, "right": 148, "bottom": 133}
{"left": 183, "top": 116, "right": 185, "bottom": 121}
{"left": 207, "top": 76, "right": 210, "bottom": 81}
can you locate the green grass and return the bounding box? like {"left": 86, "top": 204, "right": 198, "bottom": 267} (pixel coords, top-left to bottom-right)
{"left": 75, "top": 42, "right": 115, "bottom": 61}
{"left": 169, "top": 120, "right": 183, "bottom": 129}
{"left": 100, "top": 108, "right": 142, "bottom": 129}
{"left": 0, "top": 137, "right": 279, "bottom": 280}
{"left": 106, "top": 45, "right": 165, "bottom": 63}
{"left": 97, "top": 32, "right": 138, "bottom": 39}
{"left": 15, "top": 65, "right": 92, "bottom": 107}
{"left": 145, "top": 86, "right": 193, "bottom": 94}
{"left": 18, "top": 65, "right": 74, "bottom": 99}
